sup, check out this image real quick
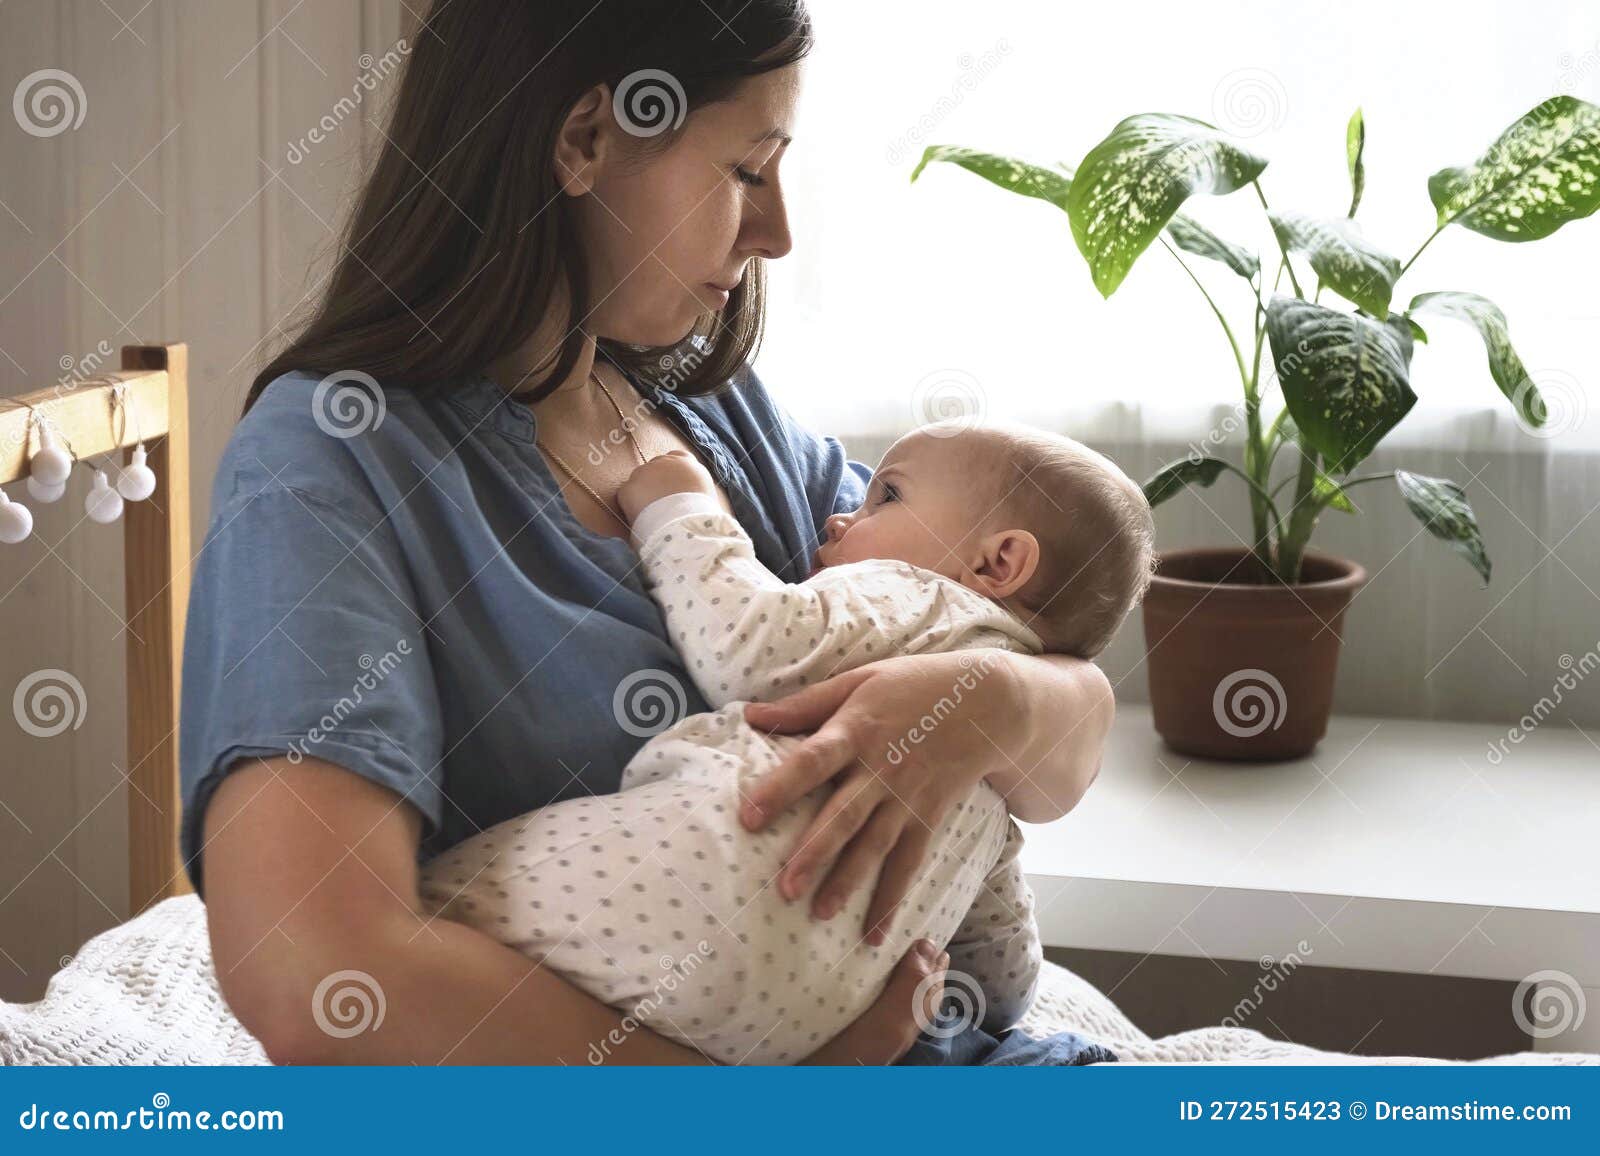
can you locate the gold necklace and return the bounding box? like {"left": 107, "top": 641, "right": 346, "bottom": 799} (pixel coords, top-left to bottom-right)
{"left": 535, "top": 368, "right": 648, "bottom": 531}
{"left": 590, "top": 370, "right": 649, "bottom": 467}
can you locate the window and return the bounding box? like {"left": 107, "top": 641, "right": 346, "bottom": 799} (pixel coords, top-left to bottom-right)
{"left": 766, "top": 0, "right": 1599, "bottom": 450}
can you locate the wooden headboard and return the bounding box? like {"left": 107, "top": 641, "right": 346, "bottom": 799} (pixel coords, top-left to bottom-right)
{"left": 1, "top": 343, "right": 191, "bottom": 915}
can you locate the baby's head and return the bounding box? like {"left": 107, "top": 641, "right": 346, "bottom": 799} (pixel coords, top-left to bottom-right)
{"left": 814, "top": 420, "right": 1157, "bottom": 657}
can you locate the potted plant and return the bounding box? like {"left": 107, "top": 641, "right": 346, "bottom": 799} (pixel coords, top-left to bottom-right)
{"left": 911, "top": 96, "right": 1600, "bottom": 759}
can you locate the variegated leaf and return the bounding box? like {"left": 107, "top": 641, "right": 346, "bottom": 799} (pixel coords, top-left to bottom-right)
{"left": 1266, "top": 296, "right": 1418, "bottom": 474}
{"left": 1428, "top": 95, "right": 1600, "bottom": 241}
{"left": 909, "top": 145, "right": 1073, "bottom": 210}
{"left": 1346, "top": 107, "right": 1366, "bottom": 218}
{"left": 1407, "top": 291, "right": 1544, "bottom": 429}
{"left": 1395, "top": 470, "right": 1491, "bottom": 584}
{"left": 1165, "top": 214, "right": 1260, "bottom": 280}
{"left": 1066, "top": 114, "right": 1268, "bottom": 296}
{"left": 1143, "top": 455, "right": 1229, "bottom": 508}
{"left": 1269, "top": 211, "right": 1401, "bottom": 318}
{"left": 913, "top": 144, "right": 1259, "bottom": 281}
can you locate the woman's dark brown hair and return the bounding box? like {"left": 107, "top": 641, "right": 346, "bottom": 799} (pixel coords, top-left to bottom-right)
{"left": 245, "top": 0, "right": 812, "bottom": 414}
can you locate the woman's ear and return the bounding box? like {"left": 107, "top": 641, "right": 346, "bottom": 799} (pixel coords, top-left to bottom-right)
{"left": 969, "top": 528, "right": 1041, "bottom": 600}
{"left": 554, "top": 85, "right": 610, "bottom": 196}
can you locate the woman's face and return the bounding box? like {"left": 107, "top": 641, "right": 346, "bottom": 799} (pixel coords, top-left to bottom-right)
{"left": 575, "top": 64, "right": 801, "bottom": 346}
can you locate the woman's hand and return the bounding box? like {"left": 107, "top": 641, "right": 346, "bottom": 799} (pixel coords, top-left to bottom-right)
{"left": 800, "top": 939, "right": 948, "bottom": 1065}
{"left": 740, "top": 649, "right": 1022, "bottom": 945}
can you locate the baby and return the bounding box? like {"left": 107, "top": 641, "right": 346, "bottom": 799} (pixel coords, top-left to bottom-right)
{"left": 418, "top": 418, "right": 1155, "bottom": 1064}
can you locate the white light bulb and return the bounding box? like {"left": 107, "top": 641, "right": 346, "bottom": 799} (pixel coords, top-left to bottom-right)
{"left": 85, "top": 469, "right": 124, "bottom": 524}
{"left": 116, "top": 443, "right": 157, "bottom": 501}
{"left": 30, "top": 426, "right": 72, "bottom": 487}
{"left": 26, "top": 474, "right": 66, "bottom": 503}
{"left": 0, "top": 489, "right": 34, "bottom": 544}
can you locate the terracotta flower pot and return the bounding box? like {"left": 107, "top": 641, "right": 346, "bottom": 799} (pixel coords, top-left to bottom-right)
{"left": 1140, "top": 546, "right": 1367, "bottom": 761}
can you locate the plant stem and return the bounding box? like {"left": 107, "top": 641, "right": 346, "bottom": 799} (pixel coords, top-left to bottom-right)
{"left": 1162, "top": 239, "right": 1276, "bottom": 575}
{"left": 1275, "top": 445, "right": 1322, "bottom": 583}
{"left": 1399, "top": 225, "right": 1444, "bottom": 279}
{"left": 1214, "top": 459, "right": 1285, "bottom": 532}
{"left": 1336, "top": 470, "right": 1399, "bottom": 489}
{"left": 1160, "top": 238, "right": 1250, "bottom": 391}
{"left": 1252, "top": 180, "right": 1305, "bottom": 297}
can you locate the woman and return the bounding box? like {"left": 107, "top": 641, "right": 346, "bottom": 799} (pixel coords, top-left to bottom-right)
{"left": 181, "top": 0, "right": 1113, "bottom": 1065}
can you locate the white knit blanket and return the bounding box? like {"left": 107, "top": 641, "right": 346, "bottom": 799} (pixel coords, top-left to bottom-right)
{"left": 1, "top": 897, "right": 1592, "bottom": 1066}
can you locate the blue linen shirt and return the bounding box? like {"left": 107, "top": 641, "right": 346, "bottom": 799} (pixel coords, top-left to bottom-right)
{"left": 178, "top": 362, "right": 870, "bottom": 900}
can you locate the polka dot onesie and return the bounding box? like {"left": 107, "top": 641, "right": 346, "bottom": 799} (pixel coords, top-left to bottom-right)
{"left": 418, "top": 491, "right": 1046, "bottom": 1064}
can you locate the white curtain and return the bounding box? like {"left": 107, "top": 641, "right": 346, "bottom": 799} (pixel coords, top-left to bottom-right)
{"left": 767, "top": 0, "right": 1600, "bottom": 726}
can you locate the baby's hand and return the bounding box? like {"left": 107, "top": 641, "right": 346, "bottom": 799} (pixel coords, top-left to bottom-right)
{"left": 617, "top": 449, "right": 718, "bottom": 523}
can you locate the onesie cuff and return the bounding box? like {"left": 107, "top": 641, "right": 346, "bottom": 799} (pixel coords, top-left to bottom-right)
{"left": 629, "top": 490, "right": 727, "bottom": 551}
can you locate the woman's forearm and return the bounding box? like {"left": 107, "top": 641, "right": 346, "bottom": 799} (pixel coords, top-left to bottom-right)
{"left": 271, "top": 908, "right": 712, "bottom": 1065}
{"left": 984, "top": 650, "right": 1114, "bottom": 823}
{"left": 206, "top": 756, "right": 711, "bottom": 1066}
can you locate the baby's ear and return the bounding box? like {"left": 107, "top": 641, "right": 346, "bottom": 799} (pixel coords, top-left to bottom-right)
{"left": 970, "top": 528, "right": 1041, "bottom": 600}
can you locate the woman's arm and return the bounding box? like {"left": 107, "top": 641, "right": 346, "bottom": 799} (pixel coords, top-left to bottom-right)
{"left": 981, "top": 650, "right": 1115, "bottom": 823}
{"left": 739, "top": 647, "right": 1115, "bottom": 942}
{"left": 204, "top": 754, "right": 713, "bottom": 1065}
{"left": 204, "top": 753, "right": 946, "bottom": 1065}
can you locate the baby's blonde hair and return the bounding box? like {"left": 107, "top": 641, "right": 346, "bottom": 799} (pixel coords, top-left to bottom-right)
{"left": 951, "top": 421, "right": 1157, "bottom": 658}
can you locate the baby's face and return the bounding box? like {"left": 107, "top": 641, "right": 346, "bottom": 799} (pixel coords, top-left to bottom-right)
{"left": 812, "top": 428, "right": 989, "bottom": 579}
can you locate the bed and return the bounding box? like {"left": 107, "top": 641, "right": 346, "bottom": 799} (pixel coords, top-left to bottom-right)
{"left": 2, "top": 344, "right": 1591, "bottom": 1066}
{"left": 2, "top": 894, "right": 1593, "bottom": 1065}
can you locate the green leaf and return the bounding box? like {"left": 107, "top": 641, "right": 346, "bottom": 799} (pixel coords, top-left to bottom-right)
{"left": 1346, "top": 107, "right": 1366, "bottom": 218}
{"left": 909, "top": 145, "right": 1073, "bottom": 210}
{"left": 912, "top": 143, "right": 1259, "bottom": 281}
{"left": 1314, "top": 472, "right": 1357, "bottom": 514}
{"left": 1165, "top": 214, "right": 1260, "bottom": 280}
{"left": 1276, "top": 415, "right": 1356, "bottom": 512}
{"left": 1268, "top": 211, "right": 1401, "bottom": 317}
{"left": 1407, "top": 291, "right": 1544, "bottom": 428}
{"left": 1382, "top": 312, "right": 1417, "bottom": 366}
{"left": 1428, "top": 95, "right": 1600, "bottom": 241}
{"left": 1066, "top": 114, "right": 1269, "bottom": 296}
{"left": 1142, "top": 455, "right": 1228, "bottom": 508}
{"left": 1266, "top": 296, "right": 1418, "bottom": 473}
{"left": 1394, "top": 470, "right": 1491, "bottom": 584}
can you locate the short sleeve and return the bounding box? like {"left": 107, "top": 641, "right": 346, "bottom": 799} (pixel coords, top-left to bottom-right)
{"left": 178, "top": 474, "right": 444, "bottom": 900}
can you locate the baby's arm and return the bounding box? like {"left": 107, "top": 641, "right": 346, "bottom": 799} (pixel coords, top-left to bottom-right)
{"left": 619, "top": 452, "right": 932, "bottom": 708}
{"left": 944, "top": 819, "right": 1044, "bottom": 1034}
